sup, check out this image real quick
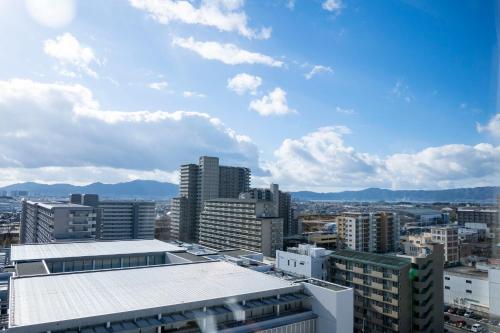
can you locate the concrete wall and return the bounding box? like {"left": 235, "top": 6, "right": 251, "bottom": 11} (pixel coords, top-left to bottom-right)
{"left": 489, "top": 268, "right": 500, "bottom": 317}
{"left": 302, "top": 282, "right": 353, "bottom": 333}
{"left": 276, "top": 250, "right": 325, "bottom": 279}
{"left": 444, "top": 272, "right": 489, "bottom": 311}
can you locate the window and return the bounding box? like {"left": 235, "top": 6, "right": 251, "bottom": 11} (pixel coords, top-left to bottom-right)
{"left": 466, "top": 290, "right": 472, "bottom": 294}
{"left": 445, "top": 276, "right": 450, "bottom": 280}
{"left": 445, "top": 286, "right": 450, "bottom": 290}
{"left": 466, "top": 280, "right": 472, "bottom": 284}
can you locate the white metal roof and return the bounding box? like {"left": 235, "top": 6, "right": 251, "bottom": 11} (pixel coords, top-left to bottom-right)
{"left": 11, "top": 240, "right": 185, "bottom": 262}
{"left": 10, "top": 261, "right": 297, "bottom": 328}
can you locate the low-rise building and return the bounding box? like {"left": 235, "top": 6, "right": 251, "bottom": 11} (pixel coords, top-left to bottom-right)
{"left": 430, "top": 225, "right": 459, "bottom": 264}
{"left": 7, "top": 240, "right": 354, "bottom": 333}
{"left": 276, "top": 244, "right": 331, "bottom": 279}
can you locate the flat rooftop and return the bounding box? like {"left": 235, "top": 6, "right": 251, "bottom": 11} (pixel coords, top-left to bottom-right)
{"left": 445, "top": 265, "right": 488, "bottom": 279}
{"left": 330, "top": 249, "right": 410, "bottom": 269}
{"left": 10, "top": 261, "right": 298, "bottom": 329}
{"left": 27, "top": 201, "right": 91, "bottom": 210}
{"left": 11, "top": 239, "right": 185, "bottom": 262}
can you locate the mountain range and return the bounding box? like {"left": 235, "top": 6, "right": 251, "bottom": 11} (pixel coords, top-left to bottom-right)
{"left": 1, "top": 180, "right": 498, "bottom": 202}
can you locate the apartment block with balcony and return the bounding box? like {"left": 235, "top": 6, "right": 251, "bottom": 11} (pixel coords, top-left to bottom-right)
{"left": 336, "top": 212, "right": 400, "bottom": 253}
{"left": 199, "top": 198, "right": 283, "bottom": 257}
{"left": 430, "top": 225, "right": 459, "bottom": 264}
{"left": 327, "top": 243, "right": 444, "bottom": 333}
{"left": 20, "top": 200, "right": 97, "bottom": 244}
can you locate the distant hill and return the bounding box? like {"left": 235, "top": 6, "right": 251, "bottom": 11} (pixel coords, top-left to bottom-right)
{"left": 1, "top": 181, "right": 498, "bottom": 202}
{"left": 0, "top": 180, "right": 179, "bottom": 199}
{"left": 291, "top": 187, "right": 500, "bottom": 203}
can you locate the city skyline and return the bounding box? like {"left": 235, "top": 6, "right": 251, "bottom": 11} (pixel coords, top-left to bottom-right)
{"left": 0, "top": 0, "right": 498, "bottom": 191}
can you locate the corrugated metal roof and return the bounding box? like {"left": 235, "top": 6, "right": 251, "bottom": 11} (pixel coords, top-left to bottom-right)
{"left": 10, "top": 261, "right": 296, "bottom": 328}
{"left": 11, "top": 240, "right": 185, "bottom": 262}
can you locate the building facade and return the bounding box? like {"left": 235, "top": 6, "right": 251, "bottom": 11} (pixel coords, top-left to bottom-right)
{"left": 199, "top": 197, "right": 283, "bottom": 257}
{"left": 276, "top": 244, "right": 331, "bottom": 279}
{"left": 20, "top": 200, "right": 97, "bottom": 244}
{"left": 336, "top": 212, "right": 399, "bottom": 253}
{"left": 327, "top": 243, "right": 444, "bottom": 333}
{"left": 170, "top": 156, "right": 250, "bottom": 242}
{"left": 430, "top": 225, "right": 459, "bottom": 264}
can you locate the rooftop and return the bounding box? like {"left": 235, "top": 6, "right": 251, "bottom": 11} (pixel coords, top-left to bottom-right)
{"left": 330, "top": 249, "right": 410, "bottom": 269}
{"left": 10, "top": 261, "right": 298, "bottom": 329}
{"left": 11, "top": 239, "right": 185, "bottom": 262}
{"left": 27, "top": 201, "right": 91, "bottom": 210}
{"left": 445, "top": 265, "right": 488, "bottom": 279}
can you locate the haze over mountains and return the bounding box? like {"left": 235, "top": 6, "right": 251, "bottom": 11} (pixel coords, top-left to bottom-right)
{"left": 1, "top": 180, "right": 499, "bottom": 202}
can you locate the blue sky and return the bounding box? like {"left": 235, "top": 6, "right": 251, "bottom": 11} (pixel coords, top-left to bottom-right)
{"left": 0, "top": 0, "right": 499, "bottom": 191}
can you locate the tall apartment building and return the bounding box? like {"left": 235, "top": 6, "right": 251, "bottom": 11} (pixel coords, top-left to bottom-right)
{"left": 171, "top": 156, "right": 250, "bottom": 242}
{"left": 20, "top": 200, "right": 97, "bottom": 243}
{"left": 70, "top": 194, "right": 156, "bottom": 240}
{"left": 199, "top": 197, "right": 284, "bottom": 257}
{"left": 430, "top": 225, "right": 459, "bottom": 264}
{"left": 327, "top": 243, "right": 444, "bottom": 333}
{"left": 336, "top": 212, "right": 400, "bottom": 253}
{"left": 240, "top": 184, "right": 295, "bottom": 236}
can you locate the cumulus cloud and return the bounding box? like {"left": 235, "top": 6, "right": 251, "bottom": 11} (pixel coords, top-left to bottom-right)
{"left": 172, "top": 36, "right": 283, "bottom": 67}
{"left": 322, "top": 0, "right": 342, "bottom": 12}
{"left": 129, "top": 0, "right": 271, "bottom": 39}
{"left": 477, "top": 114, "right": 500, "bottom": 137}
{"left": 183, "top": 91, "right": 206, "bottom": 98}
{"left": 249, "top": 87, "right": 296, "bottom": 116}
{"left": 263, "top": 126, "right": 500, "bottom": 191}
{"left": 227, "top": 73, "right": 262, "bottom": 95}
{"left": 0, "top": 79, "right": 260, "bottom": 180}
{"left": 25, "top": 0, "right": 75, "bottom": 28}
{"left": 305, "top": 65, "right": 333, "bottom": 80}
{"left": 148, "top": 81, "right": 168, "bottom": 90}
{"left": 43, "top": 33, "right": 101, "bottom": 78}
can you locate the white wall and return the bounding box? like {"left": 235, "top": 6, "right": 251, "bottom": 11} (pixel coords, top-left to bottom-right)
{"left": 444, "top": 272, "right": 489, "bottom": 311}
{"left": 302, "top": 282, "right": 353, "bottom": 333}
{"left": 275, "top": 250, "right": 325, "bottom": 279}
{"left": 489, "top": 268, "right": 500, "bottom": 317}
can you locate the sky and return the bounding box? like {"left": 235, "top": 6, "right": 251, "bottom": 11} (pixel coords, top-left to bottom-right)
{"left": 0, "top": 0, "right": 499, "bottom": 192}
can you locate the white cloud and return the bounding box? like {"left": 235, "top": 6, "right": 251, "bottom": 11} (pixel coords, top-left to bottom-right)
{"left": 305, "top": 65, "right": 333, "bottom": 80}
{"left": 183, "top": 91, "right": 206, "bottom": 98}
{"left": 335, "top": 106, "right": 356, "bottom": 115}
{"left": 263, "top": 126, "right": 500, "bottom": 191}
{"left": 286, "top": 0, "right": 295, "bottom": 10}
{"left": 477, "top": 114, "right": 500, "bottom": 137}
{"left": 148, "top": 81, "right": 168, "bottom": 90}
{"left": 172, "top": 36, "right": 283, "bottom": 67}
{"left": 249, "top": 87, "right": 296, "bottom": 116}
{"left": 390, "top": 80, "right": 413, "bottom": 103}
{"left": 322, "top": 0, "right": 342, "bottom": 12}
{"left": 129, "top": 0, "right": 271, "bottom": 39}
{"left": 43, "top": 33, "right": 100, "bottom": 78}
{"left": 227, "top": 73, "right": 262, "bottom": 95}
{"left": 0, "top": 79, "right": 260, "bottom": 180}
{"left": 25, "top": 0, "right": 75, "bottom": 28}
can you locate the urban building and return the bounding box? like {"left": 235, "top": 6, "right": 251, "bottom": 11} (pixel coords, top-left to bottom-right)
{"left": 396, "top": 207, "right": 444, "bottom": 225}
{"left": 20, "top": 200, "right": 97, "bottom": 244}
{"left": 457, "top": 207, "right": 498, "bottom": 226}
{"left": 336, "top": 212, "right": 399, "bottom": 253}
{"left": 154, "top": 215, "right": 171, "bottom": 241}
{"left": 199, "top": 197, "right": 283, "bottom": 257}
{"left": 276, "top": 244, "right": 331, "bottom": 279}
{"left": 327, "top": 243, "right": 444, "bottom": 333}
{"left": 70, "top": 194, "right": 156, "bottom": 240}
{"left": 7, "top": 241, "right": 354, "bottom": 333}
{"left": 171, "top": 156, "right": 250, "bottom": 242}
{"left": 240, "top": 184, "right": 296, "bottom": 237}
{"left": 430, "top": 225, "right": 459, "bottom": 264}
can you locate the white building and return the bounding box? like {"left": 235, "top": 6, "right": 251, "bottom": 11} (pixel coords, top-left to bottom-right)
{"left": 276, "top": 244, "right": 331, "bottom": 279}
{"left": 8, "top": 241, "right": 353, "bottom": 333}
